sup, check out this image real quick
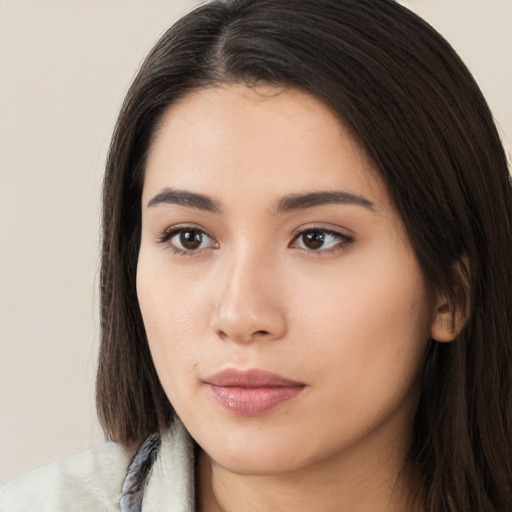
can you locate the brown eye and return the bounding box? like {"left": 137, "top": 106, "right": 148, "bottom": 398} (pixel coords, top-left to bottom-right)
{"left": 180, "top": 229, "right": 204, "bottom": 250}
{"left": 291, "top": 228, "right": 353, "bottom": 253}
{"left": 302, "top": 231, "right": 325, "bottom": 250}
{"left": 158, "top": 227, "right": 217, "bottom": 254}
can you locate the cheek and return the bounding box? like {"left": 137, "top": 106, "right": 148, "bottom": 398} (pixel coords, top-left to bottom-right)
{"left": 286, "top": 264, "right": 430, "bottom": 448}
{"left": 136, "top": 257, "right": 212, "bottom": 386}
{"left": 301, "top": 263, "right": 426, "bottom": 322}
{"left": 291, "top": 249, "right": 431, "bottom": 386}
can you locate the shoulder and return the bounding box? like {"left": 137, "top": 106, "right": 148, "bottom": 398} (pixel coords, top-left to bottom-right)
{"left": 0, "top": 441, "right": 132, "bottom": 512}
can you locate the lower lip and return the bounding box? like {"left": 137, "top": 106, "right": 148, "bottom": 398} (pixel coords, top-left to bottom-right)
{"left": 207, "top": 385, "right": 304, "bottom": 416}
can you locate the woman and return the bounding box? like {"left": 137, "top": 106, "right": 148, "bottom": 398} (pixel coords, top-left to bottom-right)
{"left": 1, "top": 0, "right": 511, "bottom": 510}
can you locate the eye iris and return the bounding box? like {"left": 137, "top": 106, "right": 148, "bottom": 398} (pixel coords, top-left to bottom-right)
{"left": 180, "top": 230, "right": 203, "bottom": 250}
{"left": 303, "top": 231, "right": 325, "bottom": 249}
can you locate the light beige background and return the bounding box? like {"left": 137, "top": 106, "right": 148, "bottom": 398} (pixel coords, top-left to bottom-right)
{"left": 1, "top": 0, "right": 510, "bottom": 486}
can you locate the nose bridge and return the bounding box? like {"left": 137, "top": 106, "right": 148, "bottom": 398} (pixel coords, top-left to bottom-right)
{"left": 212, "top": 242, "right": 286, "bottom": 343}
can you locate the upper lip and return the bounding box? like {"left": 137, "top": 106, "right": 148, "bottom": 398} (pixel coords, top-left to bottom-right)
{"left": 205, "top": 368, "right": 304, "bottom": 388}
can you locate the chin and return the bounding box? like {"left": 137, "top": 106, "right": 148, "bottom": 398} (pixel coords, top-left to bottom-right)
{"left": 209, "top": 450, "right": 301, "bottom": 476}
{"left": 198, "top": 433, "right": 312, "bottom": 476}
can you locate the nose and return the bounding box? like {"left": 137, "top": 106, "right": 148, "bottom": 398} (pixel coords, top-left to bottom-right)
{"left": 210, "top": 249, "right": 287, "bottom": 344}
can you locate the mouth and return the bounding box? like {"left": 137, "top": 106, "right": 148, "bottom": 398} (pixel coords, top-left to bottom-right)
{"left": 204, "top": 368, "right": 306, "bottom": 416}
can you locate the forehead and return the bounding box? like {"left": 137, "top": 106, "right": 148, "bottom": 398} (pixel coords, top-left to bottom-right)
{"left": 143, "top": 84, "right": 389, "bottom": 211}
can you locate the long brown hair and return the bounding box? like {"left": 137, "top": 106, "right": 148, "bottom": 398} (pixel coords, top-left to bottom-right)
{"left": 97, "top": 1, "right": 512, "bottom": 509}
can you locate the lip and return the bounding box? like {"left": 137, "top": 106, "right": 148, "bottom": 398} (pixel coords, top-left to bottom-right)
{"left": 204, "top": 369, "right": 305, "bottom": 416}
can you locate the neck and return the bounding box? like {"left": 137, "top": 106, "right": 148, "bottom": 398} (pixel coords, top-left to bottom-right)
{"left": 196, "top": 430, "right": 424, "bottom": 512}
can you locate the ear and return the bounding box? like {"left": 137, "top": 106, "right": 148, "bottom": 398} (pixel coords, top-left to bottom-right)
{"left": 430, "top": 257, "right": 470, "bottom": 343}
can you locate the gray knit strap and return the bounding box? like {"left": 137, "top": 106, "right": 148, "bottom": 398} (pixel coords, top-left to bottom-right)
{"left": 120, "top": 433, "right": 161, "bottom": 512}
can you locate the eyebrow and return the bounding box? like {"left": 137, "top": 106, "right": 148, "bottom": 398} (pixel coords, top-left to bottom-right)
{"left": 147, "top": 188, "right": 222, "bottom": 212}
{"left": 147, "top": 188, "right": 375, "bottom": 214}
{"left": 271, "top": 191, "right": 375, "bottom": 214}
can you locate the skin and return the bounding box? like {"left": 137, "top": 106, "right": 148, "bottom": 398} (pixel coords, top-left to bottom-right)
{"left": 137, "top": 84, "right": 448, "bottom": 511}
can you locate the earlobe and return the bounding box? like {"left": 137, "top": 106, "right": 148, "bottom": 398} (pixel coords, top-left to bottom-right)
{"left": 431, "top": 256, "right": 471, "bottom": 342}
{"left": 430, "top": 301, "right": 458, "bottom": 342}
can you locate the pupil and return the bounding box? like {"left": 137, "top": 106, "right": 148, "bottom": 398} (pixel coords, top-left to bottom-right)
{"left": 304, "top": 231, "right": 324, "bottom": 249}
{"left": 180, "top": 230, "right": 202, "bottom": 250}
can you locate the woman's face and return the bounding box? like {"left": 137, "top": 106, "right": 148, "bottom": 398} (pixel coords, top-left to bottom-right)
{"left": 137, "top": 85, "right": 433, "bottom": 476}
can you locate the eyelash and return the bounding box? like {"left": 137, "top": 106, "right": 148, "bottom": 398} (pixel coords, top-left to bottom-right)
{"left": 156, "top": 226, "right": 218, "bottom": 256}
{"left": 156, "top": 225, "right": 354, "bottom": 256}
{"left": 290, "top": 227, "right": 354, "bottom": 255}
